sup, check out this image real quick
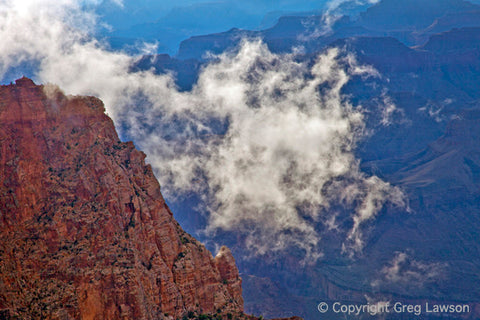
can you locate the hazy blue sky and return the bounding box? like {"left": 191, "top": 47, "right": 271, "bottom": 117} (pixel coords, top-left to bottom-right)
{"left": 94, "top": 0, "right": 331, "bottom": 31}
{"left": 92, "top": 0, "right": 332, "bottom": 53}
{"left": 97, "top": 0, "right": 329, "bottom": 27}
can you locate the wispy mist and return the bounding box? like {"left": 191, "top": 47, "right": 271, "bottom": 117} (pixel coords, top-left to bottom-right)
{"left": 299, "top": 0, "right": 380, "bottom": 39}
{"left": 0, "top": 0, "right": 405, "bottom": 258}
{"left": 371, "top": 252, "right": 445, "bottom": 292}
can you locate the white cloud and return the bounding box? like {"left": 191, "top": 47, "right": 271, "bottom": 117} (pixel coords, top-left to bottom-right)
{"left": 373, "top": 252, "right": 444, "bottom": 287}
{"left": 380, "top": 95, "right": 399, "bottom": 126}
{"left": 372, "top": 93, "right": 409, "bottom": 127}
{"left": 418, "top": 99, "right": 453, "bottom": 123}
{"left": 0, "top": 0, "right": 406, "bottom": 259}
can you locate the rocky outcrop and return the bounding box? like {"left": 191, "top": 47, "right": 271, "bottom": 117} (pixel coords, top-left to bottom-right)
{"left": 0, "top": 77, "right": 244, "bottom": 319}
{"left": 214, "top": 246, "right": 243, "bottom": 308}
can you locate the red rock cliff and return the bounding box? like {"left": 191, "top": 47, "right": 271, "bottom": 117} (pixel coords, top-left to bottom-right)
{"left": 0, "top": 77, "right": 244, "bottom": 320}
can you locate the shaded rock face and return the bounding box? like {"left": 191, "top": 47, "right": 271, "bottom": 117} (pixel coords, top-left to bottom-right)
{"left": 0, "top": 78, "right": 243, "bottom": 319}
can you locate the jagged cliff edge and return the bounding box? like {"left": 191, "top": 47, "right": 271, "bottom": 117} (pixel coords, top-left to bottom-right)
{"left": 0, "top": 77, "right": 249, "bottom": 320}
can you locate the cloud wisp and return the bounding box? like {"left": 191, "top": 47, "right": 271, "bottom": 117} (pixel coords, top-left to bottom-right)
{"left": 371, "top": 252, "right": 445, "bottom": 292}
{"left": 298, "top": 0, "right": 380, "bottom": 40}
{"left": 0, "top": 0, "right": 405, "bottom": 259}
